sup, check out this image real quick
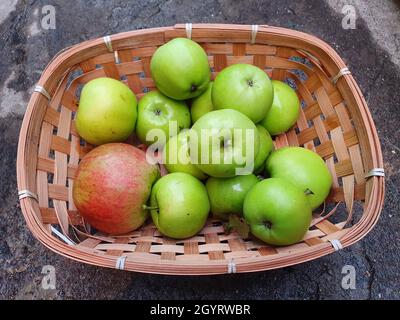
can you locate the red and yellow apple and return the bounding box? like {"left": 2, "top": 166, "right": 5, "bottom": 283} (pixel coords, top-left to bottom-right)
{"left": 72, "top": 143, "right": 159, "bottom": 234}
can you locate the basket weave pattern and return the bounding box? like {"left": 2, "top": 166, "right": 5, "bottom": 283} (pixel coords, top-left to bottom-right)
{"left": 17, "top": 24, "right": 384, "bottom": 274}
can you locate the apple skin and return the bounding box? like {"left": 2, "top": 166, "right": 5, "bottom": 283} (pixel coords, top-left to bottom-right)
{"left": 150, "top": 38, "right": 211, "bottom": 100}
{"left": 212, "top": 64, "right": 274, "bottom": 123}
{"left": 72, "top": 143, "right": 159, "bottom": 234}
{"left": 243, "top": 178, "right": 312, "bottom": 246}
{"left": 135, "top": 91, "right": 191, "bottom": 146}
{"left": 254, "top": 125, "right": 274, "bottom": 174}
{"left": 190, "top": 109, "right": 260, "bottom": 178}
{"left": 260, "top": 80, "right": 300, "bottom": 135}
{"left": 163, "top": 130, "right": 207, "bottom": 180}
{"left": 191, "top": 82, "right": 214, "bottom": 123}
{"left": 206, "top": 174, "right": 259, "bottom": 220}
{"left": 76, "top": 77, "right": 137, "bottom": 145}
{"left": 265, "top": 146, "right": 332, "bottom": 210}
{"left": 149, "top": 172, "right": 210, "bottom": 239}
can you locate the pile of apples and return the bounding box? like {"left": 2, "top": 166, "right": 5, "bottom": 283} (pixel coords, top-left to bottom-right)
{"left": 73, "top": 38, "right": 332, "bottom": 246}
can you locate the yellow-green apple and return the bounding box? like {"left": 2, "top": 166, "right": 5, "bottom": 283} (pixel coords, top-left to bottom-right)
{"left": 150, "top": 38, "right": 210, "bottom": 100}
{"left": 206, "top": 174, "right": 259, "bottom": 220}
{"left": 163, "top": 130, "right": 207, "bottom": 180}
{"left": 265, "top": 146, "right": 332, "bottom": 209}
{"left": 243, "top": 178, "right": 312, "bottom": 245}
{"left": 260, "top": 80, "right": 300, "bottom": 135}
{"left": 191, "top": 82, "right": 214, "bottom": 123}
{"left": 148, "top": 172, "right": 210, "bottom": 239}
{"left": 76, "top": 77, "right": 137, "bottom": 145}
{"left": 254, "top": 125, "right": 274, "bottom": 174}
{"left": 72, "top": 143, "right": 159, "bottom": 234}
{"left": 190, "top": 109, "right": 260, "bottom": 177}
{"left": 135, "top": 91, "right": 191, "bottom": 146}
{"left": 212, "top": 64, "right": 274, "bottom": 123}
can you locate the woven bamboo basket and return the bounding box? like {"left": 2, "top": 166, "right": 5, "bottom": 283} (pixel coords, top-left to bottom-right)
{"left": 17, "top": 24, "right": 385, "bottom": 275}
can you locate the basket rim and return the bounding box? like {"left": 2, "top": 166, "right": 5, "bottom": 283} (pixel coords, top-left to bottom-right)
{"left": 16, "top": 24, "right": 385, "bottom": 275}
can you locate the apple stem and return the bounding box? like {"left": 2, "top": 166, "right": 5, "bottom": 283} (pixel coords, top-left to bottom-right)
{"left": 263, "top": 220, "right": 273, "bottom": 229}
{"left": 304, "top": 188, "right": 314, "bottom": 195}
{"left": 142, "top": 204, "right": 159, "bottom": 210}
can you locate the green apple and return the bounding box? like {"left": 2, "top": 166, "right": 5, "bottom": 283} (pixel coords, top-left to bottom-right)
{"left": 243, "top": 178, "right": 312, "bottom": 246}
{"left": 190, "top": 109, "right": 260, "bottom": 177}
{"left": 254, "top": 125, "right": 274, "bottom": 174}
{"left": 206, "top": 174, "right": 259, "bottom": 220}
{"left": 260, "top": 80, "right": 300, "bottom": 135}
{"left": 163, "top": 130, "right": 207, "bottom": 180}
{"left": 212, "top": 64, "right": 274, "bottom": 123}
{"left": 265, "top": 146, "right": 332, "bottom": 210}
{"left": 148, "top": 172, "right": 210, "bottom": 239}
{"left": 135, "top": 91, "right": 191, "bottom": 146}
{"left": 191, "top": 82, "right": 214, "bottom": 123}
{"left": 76, "top": 77, "right": 137, "bottom": 145}
{"left": 150, "top": 38, "right": 211, "bottom": 100}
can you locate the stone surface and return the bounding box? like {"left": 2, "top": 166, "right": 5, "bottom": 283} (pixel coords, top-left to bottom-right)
{"left": 326, "top": 0, "right": 400, "bottom": 68}
{"left": 0, "top": 0, "right": 17, "bottom": 24}
{"left": 0, "top": 0, "right": 399, "bottom": 300}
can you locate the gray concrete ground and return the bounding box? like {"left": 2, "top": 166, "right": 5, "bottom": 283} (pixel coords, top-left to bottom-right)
{"left": 0, "top": 0, "right": 399, "bottom": 300}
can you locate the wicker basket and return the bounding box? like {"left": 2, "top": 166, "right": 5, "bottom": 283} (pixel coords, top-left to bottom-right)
{"left": 17, "top": 24, "right": 384, "bottom": 275}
